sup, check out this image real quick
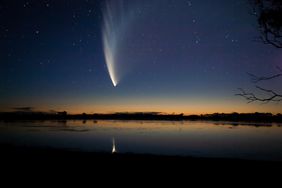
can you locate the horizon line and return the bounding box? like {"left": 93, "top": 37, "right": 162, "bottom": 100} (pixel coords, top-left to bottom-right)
{"left": 1, "top": 110, "right": 281, "bottom": 116}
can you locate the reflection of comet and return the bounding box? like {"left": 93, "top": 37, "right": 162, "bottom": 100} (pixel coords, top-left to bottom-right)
{"left": 112, "top": 138, "right": 117, "bottom": 154}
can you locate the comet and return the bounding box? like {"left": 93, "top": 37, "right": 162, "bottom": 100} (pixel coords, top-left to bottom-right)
{"left": 103, "top": 34, "right": 118, "bottom": 87}
{"left": 102, "top": 0, "right": 123, "bottom": 87}
{"left": 102, "top": 0, "right": 136, "bottom": 87}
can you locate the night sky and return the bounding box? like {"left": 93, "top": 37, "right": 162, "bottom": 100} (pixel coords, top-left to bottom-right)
{"left": 0, "top": 0, "right": 281, "bottom": 114}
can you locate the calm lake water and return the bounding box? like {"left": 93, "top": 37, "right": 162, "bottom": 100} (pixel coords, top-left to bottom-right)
{"left": 1, "top": 120, "right": 282, "bottom": 161}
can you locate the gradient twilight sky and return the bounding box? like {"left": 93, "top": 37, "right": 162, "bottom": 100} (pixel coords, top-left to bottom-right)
{"left": 0, "top": 0, "right": 281, "bottom": 114}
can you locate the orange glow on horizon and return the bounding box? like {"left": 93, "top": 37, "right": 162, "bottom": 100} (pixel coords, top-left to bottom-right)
{"left": 1, "top": 97, "right": 281, "bottom": 115}
{"left": 25, "top": 102, "right": 281, "bottom": 115}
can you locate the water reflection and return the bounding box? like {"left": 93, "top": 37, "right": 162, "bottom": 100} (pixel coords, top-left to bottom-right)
{"left": 112, "top": 138, "right": 117, "bottom": 154}
{"left": 213, "top": 122, "right": 273, "bottom": 127}
{"left": 0, "top": 120, "right": 282, "bottom": 161}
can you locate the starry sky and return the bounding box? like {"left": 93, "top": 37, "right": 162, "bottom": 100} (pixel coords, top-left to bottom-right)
{"left": 0, "top": 0, "right": 281, "bottom": 114}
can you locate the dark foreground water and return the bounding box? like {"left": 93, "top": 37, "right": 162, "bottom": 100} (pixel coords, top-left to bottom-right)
{"left": 1, "top": 120, "right": 282, "bottom": 161}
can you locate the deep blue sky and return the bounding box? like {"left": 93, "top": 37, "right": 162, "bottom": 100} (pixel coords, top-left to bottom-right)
{"left": 0, "top": 0, "right": 281, "bottom": 114}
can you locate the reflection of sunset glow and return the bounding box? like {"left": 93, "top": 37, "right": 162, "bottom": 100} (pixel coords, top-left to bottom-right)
{"left": 1, "top": 120, "right": 282, "bottom": 161}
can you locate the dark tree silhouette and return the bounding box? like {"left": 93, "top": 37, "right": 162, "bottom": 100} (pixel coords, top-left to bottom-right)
{"left": 237, "top": 0, "right": 282, "bottom": 103}
{"left": 251, "top": 0, "right": 282, "bottom": 48}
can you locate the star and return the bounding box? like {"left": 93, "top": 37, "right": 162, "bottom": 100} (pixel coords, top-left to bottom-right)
{"left": 187, "top": 1, "right": 192, "bottom": 7}
{"left": 23, "top": 2, "right": 30, "bottom": 8}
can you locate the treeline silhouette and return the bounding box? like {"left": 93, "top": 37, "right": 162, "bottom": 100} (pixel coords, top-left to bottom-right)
{"left": 0, "top": 111, "right": 282, "bottom": 123}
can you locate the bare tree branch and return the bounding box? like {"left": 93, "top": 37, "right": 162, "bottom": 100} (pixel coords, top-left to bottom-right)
{"left": 251, "top": 0, "right": 282, "bottom": 48}
{"left": 238, "top": 1, "right": 282, "bottom": 104}
{"left": 247, "top": 72, "right": 282, "bottom": 83}
{"left": 277, "top": 66, "right": 282, "bottom": 72}
{"left": 260, "top": 28, "right": 282, "bottom": 48}
{"left": 237, "top": 67, "right": 282, "bottom": 103}
{"left": 236, "top": 87, "right": 282, "bottom": 103}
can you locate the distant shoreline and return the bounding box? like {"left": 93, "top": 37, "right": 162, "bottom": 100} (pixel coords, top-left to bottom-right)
{"left": 1, "top": 112, "right": 282, "bottom": 123}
